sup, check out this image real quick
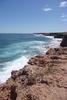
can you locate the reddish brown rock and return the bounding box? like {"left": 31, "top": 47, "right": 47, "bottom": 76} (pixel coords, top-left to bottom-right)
{"left": 0, "top": 47, "right": 67, "bottom": 100}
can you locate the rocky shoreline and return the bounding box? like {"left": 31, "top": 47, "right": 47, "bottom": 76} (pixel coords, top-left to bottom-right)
{"left": 0, "top": 33, "right": 67, "bottom": 100}
{"left": 36, "top": 32, "right": 67, "bottom": 38}
{"left": 0, "top": 47, "right": 67, "bottom": 100}
{"left": 36, "top": 32, "right": 67, "bottom": 47}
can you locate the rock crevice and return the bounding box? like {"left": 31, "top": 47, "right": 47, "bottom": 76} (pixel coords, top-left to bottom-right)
{"left": 0, "top": 47, "right": 67, "bottom": 100}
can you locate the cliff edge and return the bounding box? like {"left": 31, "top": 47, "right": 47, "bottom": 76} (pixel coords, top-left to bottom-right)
{"left": 0, "top": 47, "right": 67, "bottom": 100}
{"left": 60, "top": 36, "right": 67, "bottom": 47}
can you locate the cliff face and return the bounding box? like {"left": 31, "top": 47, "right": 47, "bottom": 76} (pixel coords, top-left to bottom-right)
{"left": 37, "top": 32, "right": 67, "bottom": 38}
{"left": 37, "top": 32, "right": 67, "bottom": 47}
{"left": 0, "top": 47, "right": 67, "bottom": 100}
{"left": 60, "top": 36, "right": 67, "bottom": 47}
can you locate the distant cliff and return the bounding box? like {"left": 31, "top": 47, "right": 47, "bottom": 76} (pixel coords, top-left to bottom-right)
{"left": 36, "top": 32, "right": 67, "bottom": 38}
{"left": 36, "top": 32, "right": 67, "bottom": 47}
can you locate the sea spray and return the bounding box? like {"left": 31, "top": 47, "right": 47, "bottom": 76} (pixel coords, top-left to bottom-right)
{"left": 0, "top": 34, "right": 62, "bottom": 83}
{"left": 0, "top": 56, "right": 28, "bottom": 83}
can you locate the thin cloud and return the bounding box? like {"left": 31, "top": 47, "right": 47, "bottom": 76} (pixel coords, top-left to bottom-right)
{"left": 43, "top": 7, "right": 52, "bottom": 12}
{"left": 59, "top": 1, "right": 67, "bottom": 7}
{"left": 61, "top": 14, "right": 67, "bottom": 18}
{"left": 61, "top": 14, "right": 67, "bottom": 21}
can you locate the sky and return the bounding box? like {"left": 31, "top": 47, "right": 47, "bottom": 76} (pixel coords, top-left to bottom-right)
{"left": 0, "top": 0, "right": 67, "bottom": 33}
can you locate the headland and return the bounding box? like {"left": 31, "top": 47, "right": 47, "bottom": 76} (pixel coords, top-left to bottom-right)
{"left": 0, "top": 32, "right": 67, "bottom": 100}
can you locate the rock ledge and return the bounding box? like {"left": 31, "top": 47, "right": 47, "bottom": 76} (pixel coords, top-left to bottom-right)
{"left": 0, "top": 47, "right": 67, "bottom": 100}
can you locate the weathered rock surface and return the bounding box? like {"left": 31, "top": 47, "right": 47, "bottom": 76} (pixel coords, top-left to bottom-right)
{"left": 60, "top": 36, "right": 67, "bottom": 47}
{"left": 0, "top": 47, "right": 67, "bottom": 100}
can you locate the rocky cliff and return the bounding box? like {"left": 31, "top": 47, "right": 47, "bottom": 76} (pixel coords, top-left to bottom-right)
{"left": 60, "top": 36, "right": 67, "bottom": 47}
{"left": 0, "top": 47, "right": 67, "bottom": 100}
{"left": 36, "top": 32, "right": 67, "bottom": 38}
{"left": 36, "top": 32, "right": 67, "bottom": 47}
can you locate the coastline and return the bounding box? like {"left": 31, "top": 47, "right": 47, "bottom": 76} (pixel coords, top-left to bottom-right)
{"left": 0, "top": 49, "right": 67, "bottom": 99}
{"left": 0, "top": 34, "right": 62, "bottom": 83}
{"left": 35, "top": 32, "right": 67, "bottom": 38}
{"left": 0, "top": 33, "right": 67, "bottom": 100}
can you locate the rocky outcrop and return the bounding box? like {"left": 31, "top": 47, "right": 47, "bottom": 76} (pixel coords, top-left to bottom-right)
{"left": 37, "top": 32, "right": 67, "bottom": 47}
{"left": 36, "top": 32, "right": 67, "bottom": 38}
{"left": 0, "top": 47, "right": 67, "bottom": 100}
{"left": 60, "top": 36, "right": 67, "bottom": 47}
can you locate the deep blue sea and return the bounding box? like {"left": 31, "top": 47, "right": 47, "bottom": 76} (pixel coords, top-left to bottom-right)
{"left": 0, "top": 33, "right": 62, "bottom": 83}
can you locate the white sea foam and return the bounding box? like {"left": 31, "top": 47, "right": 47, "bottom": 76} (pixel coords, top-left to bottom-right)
{"left": 49, "top": 38, "right": 62, "bottom": 48}
{"left": 33, "top": 34, "right": 44, "bottom": 37}
{"left": 0, "top": 56, "right": 28, "bottom": 83}
{"left": 0, "top": 36, "right": 62, "bottom": 83}
{"left": 44, "top": 35, "right": 54, "bottom": 39}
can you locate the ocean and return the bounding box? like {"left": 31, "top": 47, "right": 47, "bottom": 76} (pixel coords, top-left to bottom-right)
{"left": 0, "top": 33, "right": 62, "bottom": 83}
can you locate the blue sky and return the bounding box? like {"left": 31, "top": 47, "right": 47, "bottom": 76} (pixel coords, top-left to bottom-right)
{"left": 0, "top": 0, "right": 67, "bottom": 33}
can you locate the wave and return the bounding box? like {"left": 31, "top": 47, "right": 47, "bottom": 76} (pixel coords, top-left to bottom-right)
{"left": 0, "top": 35, "right": 62, "bottom": 83}
{"left": 33, "top": 34, "right": 45, "bottom": 37}
{"left": 44, "top": 35, "right": 54, "bottom": 39}
{"left": 0, "top": 56, "right": 28, "bottom": 83}
{"left": 34, "top": 34, "right": 54, "bottom": 39}
{"left": 49, "top": 38, "right": 62, "bottom": 48}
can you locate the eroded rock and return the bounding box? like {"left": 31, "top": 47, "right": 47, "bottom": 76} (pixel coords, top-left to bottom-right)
{"left": 0, "top": 47, "right": 67, "bottom": 100}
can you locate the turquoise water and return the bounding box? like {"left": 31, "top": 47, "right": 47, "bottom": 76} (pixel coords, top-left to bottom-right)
{"left": 0, "top": 33, "right": 62, "bottom": 83}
